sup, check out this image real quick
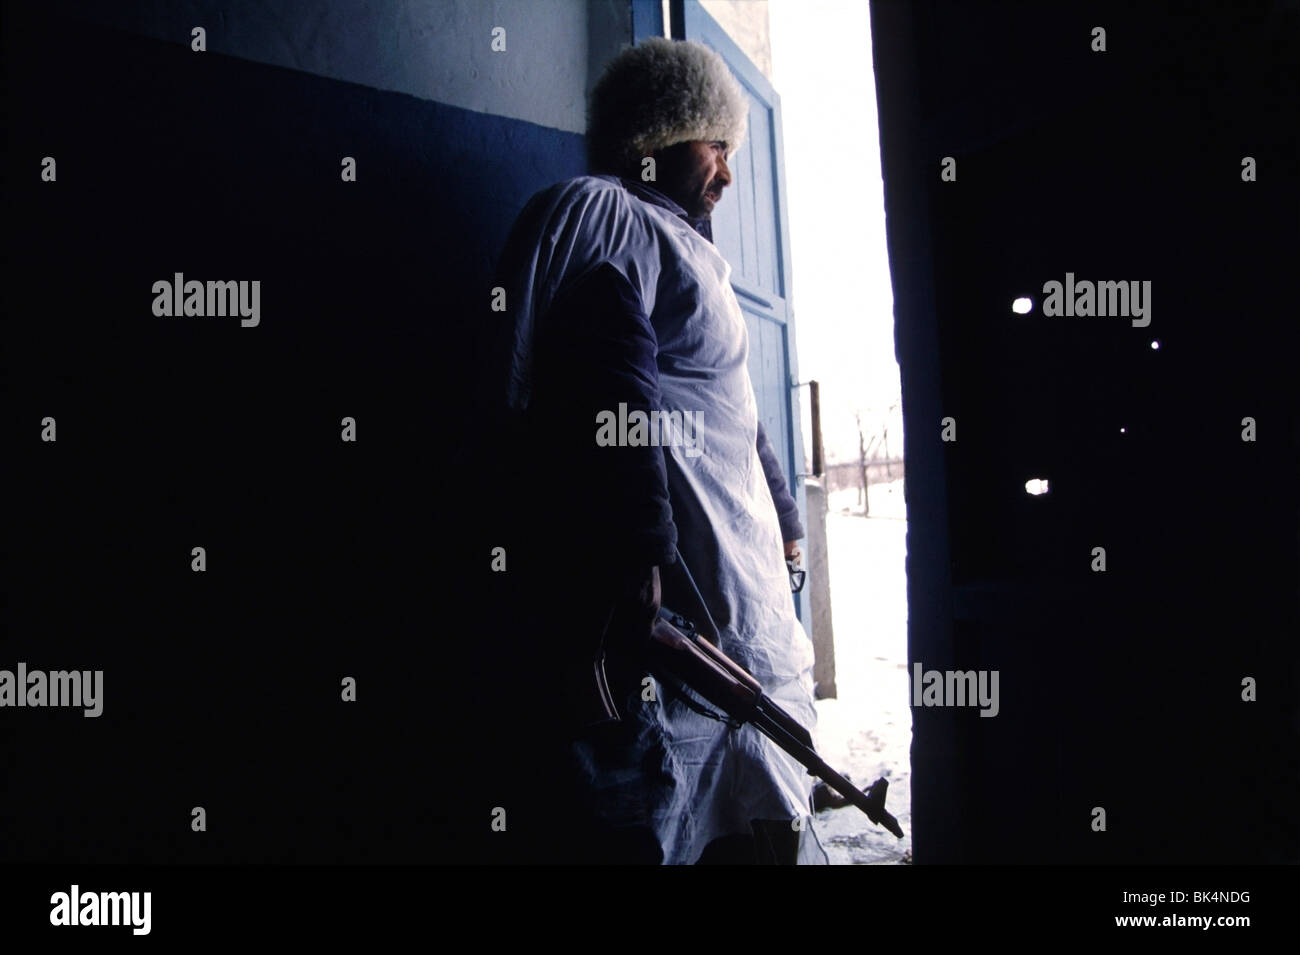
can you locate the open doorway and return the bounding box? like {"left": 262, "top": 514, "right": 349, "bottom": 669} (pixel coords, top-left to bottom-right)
{"left": 767, "top": 0, "right": 911, "bottom": 863}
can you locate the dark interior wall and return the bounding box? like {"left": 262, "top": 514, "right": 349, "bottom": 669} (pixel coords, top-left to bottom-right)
{"left": 873, "top": 0, "right": 1299, "bottom": 863}
{"left": 6, "top": 0, "right": 1295, "bottom": 871}
{"left": 3, "top": 2, "right": 585, "bottom": 862}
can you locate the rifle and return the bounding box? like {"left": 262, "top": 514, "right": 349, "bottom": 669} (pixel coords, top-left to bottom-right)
{"left": 648, "top": 603, "right": 904, "bottom": 839}
{"left": 574, "top": 549, "right": 904, "bottom": 839}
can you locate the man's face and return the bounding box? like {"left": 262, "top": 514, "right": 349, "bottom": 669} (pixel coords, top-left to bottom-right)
{"left": 653, "top": 140, "right": 732, "bottom": 218}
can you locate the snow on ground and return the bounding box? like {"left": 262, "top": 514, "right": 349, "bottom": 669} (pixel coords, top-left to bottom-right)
{"left": 827, "top": 476, "right": 906, "bottom": 520}
{"left": 811, "top": 479, "right": 912, "bottom": 864}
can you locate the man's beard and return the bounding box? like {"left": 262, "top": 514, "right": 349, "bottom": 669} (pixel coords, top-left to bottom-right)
{"left": 688, "top": 177, "right": 725, "bottom": 218}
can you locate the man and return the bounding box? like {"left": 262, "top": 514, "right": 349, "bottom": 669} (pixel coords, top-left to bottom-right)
{"left": 485, "top": 37, "right": 824, "bottom": 864}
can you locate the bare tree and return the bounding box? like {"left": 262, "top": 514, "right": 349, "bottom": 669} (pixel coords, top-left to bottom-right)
{"left": 884, "top": 401, "right": 899, "bottom": 479}
{"left": 855, "top": 411, "right": 870, "bottom": 517}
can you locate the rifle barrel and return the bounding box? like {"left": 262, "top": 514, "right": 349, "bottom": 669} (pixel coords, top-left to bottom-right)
{"left": 751, "top": 701, "right": 905, "bottom": 839}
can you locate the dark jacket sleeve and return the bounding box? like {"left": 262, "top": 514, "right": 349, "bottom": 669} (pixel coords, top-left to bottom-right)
{"left": 756, "top": 421, "right": 804, "bottom": 541}
{"left": 532, "top": 262, "right": 677, "bottom": 570}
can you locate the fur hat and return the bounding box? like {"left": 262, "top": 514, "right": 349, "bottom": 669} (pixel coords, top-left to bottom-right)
{"left": 587, "top": 37, "right": 749, "bottom": 175}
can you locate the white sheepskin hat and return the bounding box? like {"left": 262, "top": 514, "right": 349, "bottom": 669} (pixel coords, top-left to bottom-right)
{"left": 587, "top": 37, "right": 749, "bottom": 175}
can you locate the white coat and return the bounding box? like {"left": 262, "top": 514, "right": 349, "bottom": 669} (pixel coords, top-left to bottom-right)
{"left": 493, "top": 174, "right": 825, "bottom": 864}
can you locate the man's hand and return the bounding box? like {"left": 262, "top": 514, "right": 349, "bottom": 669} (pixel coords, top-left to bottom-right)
{"left": 784, "top": 541, "right": 806, "bottom": 594}
{"left": 609, "top": 564, "right": 661, "bottom": 647}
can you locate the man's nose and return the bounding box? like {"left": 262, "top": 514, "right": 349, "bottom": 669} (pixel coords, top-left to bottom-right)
{"left": 715, "top": 156, "right": 731, "bottom": 187}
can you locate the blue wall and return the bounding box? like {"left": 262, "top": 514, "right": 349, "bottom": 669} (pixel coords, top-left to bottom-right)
{"left": 5, "top": 4, "right": 586, "bottom": 862}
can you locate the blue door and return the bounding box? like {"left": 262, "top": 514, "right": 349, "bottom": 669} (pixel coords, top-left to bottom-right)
{"left": 657, "top": 1, "right": 811, "bottom": 622}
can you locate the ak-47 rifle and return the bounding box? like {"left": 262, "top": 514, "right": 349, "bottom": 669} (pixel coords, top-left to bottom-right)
{"left": 647, "top": 602, "right": 904, "bottom": 839}
{"left": 574, "top": 549, "right": 904, "bottom": 839}
{"left": 625, "top": 551, "right": 905, "bottom": 839}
